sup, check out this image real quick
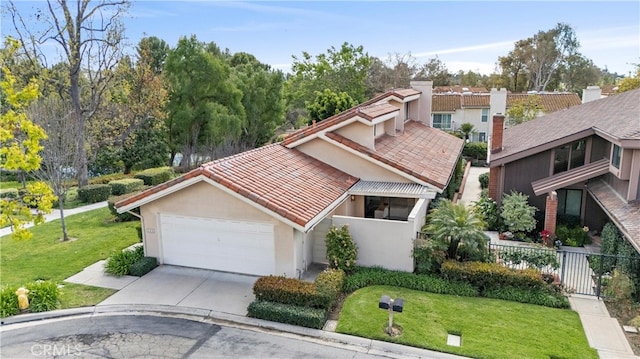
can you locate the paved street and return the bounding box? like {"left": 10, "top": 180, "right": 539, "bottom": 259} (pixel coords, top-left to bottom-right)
{"left": 1, "top": 314, "right": 414, "bottom": 359}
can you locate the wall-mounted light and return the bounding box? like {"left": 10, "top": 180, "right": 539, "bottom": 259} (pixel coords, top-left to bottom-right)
{"left": 350, "top": 195, "right": 356, "bottom": 201}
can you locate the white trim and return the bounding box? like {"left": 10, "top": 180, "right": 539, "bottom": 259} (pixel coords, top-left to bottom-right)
{"left": 368, "top": 110, "right": 399, "bottom": 125}
{"left": 318, "top": 134, "right": 442, "bottom": 192}
{"left": 303, "top": 192, "right": 350, "bottom": 231}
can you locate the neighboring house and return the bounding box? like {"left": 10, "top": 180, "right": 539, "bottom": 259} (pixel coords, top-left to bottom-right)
{"left": 115, "top": 81, "right": 464, "bottom": 277}
{"left": 488, "top": 88, "right": 640, "bottom": 253}
{"left": 431, "top": 89, "right": 582, "bottom": 142}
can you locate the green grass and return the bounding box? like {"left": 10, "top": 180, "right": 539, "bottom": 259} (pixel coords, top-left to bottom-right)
{"left": 337, "top": 286, "right": 597, "bottom": 359}
{"left": 58, "top": 283, "right": 116, "bottom": 309}
{"left": 1, "top": 207, "right": 140, "bottom": 285}
{"left": 0, "top": 181, "right": 26, "bottom": 189}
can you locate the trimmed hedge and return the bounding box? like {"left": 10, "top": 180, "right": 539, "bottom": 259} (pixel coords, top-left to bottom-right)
{"left": 0, "top": 188, "right": 19, "bottom": 199}
{"left": 253, "top": 276, "right": 328, "bottom": 309}
{"left": 134, "top": 167, "right": 173, "bottom": 186}
{"left": 483, "top": 286, "right": 570, "bottom": 308}
{"left": 314, "top": 268, "right": 345, "bottom": 309}
{"left": 129, "top": 257, "right": 158, "bottom": 277}
{"left": 108, "top": 178, "right": 144, "bottom": 196}
{"left": 0, "top": 285, "right": 19, "bottom": 318}
{"left": 462, "top": 141, "right": 488, "bottom": 161}
{"left": 108, "top": 192, "right": 142, "bottom": 222}
{"left": 78, "top": 184, "right": 111, "bottom": 203}
{"left": 343, "top": 266, "right": 478, "bottom": 297}
{"left": 440, "top": 260, "right": 545, "bottom": 291}
{"left": 247, "top": 300, "right": 327, "bottom": 329}
{"left": 89, "top": 173, "right": 129, "bottom": 185}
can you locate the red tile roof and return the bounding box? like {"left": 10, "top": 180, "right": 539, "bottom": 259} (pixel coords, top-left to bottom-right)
{"left": 116, "top": 144, "right": 358, "bottom": 227}
{"left": 433, "top": 86, "right": 488, "bottom": 93}
{"left": 462, "top": 94, "right": 490, "bottom": 107}
{"left": 325, "top": 121, "right": 464, "bottom": 189}
{"left": 281, "top": 88, "right": 420, "bottom": 146}
{"left": 507, "top": 93, "right": 581, "bottom": 112}
{"left": 432, "top": 94, "right": 462, "bottom": 112}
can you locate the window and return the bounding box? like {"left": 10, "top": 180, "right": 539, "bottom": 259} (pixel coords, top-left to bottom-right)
{"left": 364, "top": 196, "right": 415, "bottom": 221}
{"left": 481, "top": 108, "right": 489, "bottom": 122}
{"left": 553, "top": 139, "right": 586, "bottom": 174}
{"left": 557, "top": 189, "right": 582, "bottom": 217}
{"left": 432, "top": 114, "right": 452, "bottom": 129}
{"left": 478, "top": 132, "right": 486, "bottom": 142}
{"left": 611, "top": 144, "right": 621, "bottom": 169}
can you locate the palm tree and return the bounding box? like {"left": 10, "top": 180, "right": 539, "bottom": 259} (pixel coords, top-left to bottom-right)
{"left": 425, "top": 199, "right": 488, "bottom": 260}
{"left": 459, "top": 123, "right": 475, "bottom": 142}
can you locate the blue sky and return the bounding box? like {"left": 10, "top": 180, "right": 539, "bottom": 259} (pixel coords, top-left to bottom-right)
{"left": 4, "top": 1, "right": 640, "bottom": 76}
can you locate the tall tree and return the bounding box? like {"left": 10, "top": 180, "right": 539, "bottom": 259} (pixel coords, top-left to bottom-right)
{"left": 228, "top": 52, "right": 285, "bottom": 151}
{"left": 284, "top": 42, "right": 371, "bottom": 123}
{"left": 6, "top": 0, "right": 130, "bottom": 187}
{"left": 617, "top": 64, "right": 640, "bottom": 93}
{"left": 506, "top": 95, "right": 543, "bottom": 126}
{"left": 164, "top": 36, "right": 245, "bottom": 169}
{"left": 559, "top": 53, "right": 602, "bottom": 93}
{"left": 415, "top": 56, "right": 453, "bottom": 86}
{"left": 28, "top": 96, "right": 78, "bottom": 241}
{"left": 0, "top": 38, "right": 56, "bottom": 240}
{"left": 498, "top": 44, "right": 530, "bottom": 92}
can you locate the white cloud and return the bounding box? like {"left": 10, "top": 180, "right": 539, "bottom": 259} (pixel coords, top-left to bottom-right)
{"left": 445, "top": 61, "right": 497, "bottom": 76}
{"left": 413, "top": 40, "right": 515, "bottom": 58}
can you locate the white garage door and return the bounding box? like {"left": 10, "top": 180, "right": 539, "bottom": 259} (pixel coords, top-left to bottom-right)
{"left": 159, "top": 214, "right": 275, "bottom": 276}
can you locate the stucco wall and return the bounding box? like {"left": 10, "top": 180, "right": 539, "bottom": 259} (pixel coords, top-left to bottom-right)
{"left": 335, "top": 121, "right": 374, "bottom": 149}
{"left": 297, "top": 138, "right": 410, "bottom": 182}
{"left": 333, "top": 215, "right": 415, "bottom": 272}
{"left": 139, "top": 181, "right": 297, "bottom": 277}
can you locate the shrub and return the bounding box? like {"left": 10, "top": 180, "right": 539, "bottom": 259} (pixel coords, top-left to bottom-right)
{"left": 26, "top": 280, "right": 59, "bottom": 313}
{"left": 325, "top": 225, "right": 357, "bottom": 274}
{"left": 440, "top": 260, "right": 546, "bottom": 291}
{"left": 0, "top": 285, "right": 19, "bottom": 318}
{"left": 134, "top": 166, "right": 174, "bottom": 186}
{"left": 314, "top": 268, "right": 345, "bottom": 308}
{"left": 496, "top": 247, "right": 559, "bottom": 270}
{"left": 89, "top": 173, "right": 129, "bottom": 185}
{"left": 462, "top": 141, "right": 488, "bottom": 161}
{"left": 500, "top": 191, "right": 537, "bottom": 233}
{"left": 108, "top": 192, "right": 142, "bottom": 222}
{"left": 253, "top": 276, "right": 328, "bottom": 309}
{"left": 108, "top": 178, "right": 144, "bottom": 196}
{"left": 605, "top": 269, "right": 635, "bottom": 302}
{"left": 77, "top": 184, "right": 111, "bottom": 203}
{"left": 413, "top": 238, "right": 446, "bottom": 274}
{"left": 105, "top": 246, "right": 144, "bottom": 276}
{"left": 473, "top": 193, "right": 501, "bottom": 231}
{"left": 247, "top": 300, "right": 327, "bottom": 329}
{"left": 0, "top": 188, "right": 19, "bottom": 199}
{"left": 342, "top": 266, "right": 478, "bottom": 297}
{"left": 483, "top": 286, "right": 570, "bottom": 308}
{"left": 555, "top": 225, "right": 590, "bottom": 247}
{"left": 129, "top": 257, "right": 158, "bottom": 277}
{"left": 478, "top": 172, "right": 489, "bottom": 189}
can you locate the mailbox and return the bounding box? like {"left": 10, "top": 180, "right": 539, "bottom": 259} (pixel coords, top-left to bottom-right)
{"left": 392, "top": 298, "right": 404, "bottom": 313}
{"left": 379, "top": 295, "right": 391, "bottom": 310}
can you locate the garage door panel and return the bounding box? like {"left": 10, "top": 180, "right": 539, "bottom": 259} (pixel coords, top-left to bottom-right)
{"left": 159, "top": 214, "right": 275, "bottom": 276}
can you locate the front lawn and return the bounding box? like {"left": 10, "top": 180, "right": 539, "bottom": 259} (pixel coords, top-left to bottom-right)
{"left": 1, "top": 207, "right": 139, "bottom": 307}
{"left": 337, "top": 285, "right": 597, "bottom": 359}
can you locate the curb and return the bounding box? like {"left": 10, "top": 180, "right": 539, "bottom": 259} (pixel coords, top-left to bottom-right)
{"left": 1, "top": 304, "right": 470, "bottom": 359}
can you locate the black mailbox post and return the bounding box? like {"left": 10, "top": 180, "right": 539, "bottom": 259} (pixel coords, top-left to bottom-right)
{"left": 379, "top": 295, "right": 404, "bottom": 335}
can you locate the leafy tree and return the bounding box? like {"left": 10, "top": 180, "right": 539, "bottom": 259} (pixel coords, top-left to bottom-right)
{"left": 500, "top": 191, "right": 537, "bottom": 233}
{"left": 498, "top": 49, "right": 529, "bottom": 92}
{"left": 424, "top": 199, "right": 488, "bottom": 260}
{"left": 164, "top": 36, "right": 245, "bottom": 169}
{"left": 506, "top": 95, "right": 543, "bottom": 126}
{"left": 230, "top": 53, "right": 285, "bottom": 150}
{"left": 617, "top": 65, "right": 640, "bottom": 93}
{"left": 415, "top": 56, "right": 453, "bottom": 86}
{"left": 306, "top": 89, "right": 356, "bottom": 123}
{"left": 6, "top": 0, "right": 130, "bottom": 187}
{"left": 559, "top": 53, "right": 602, "bottom": 93}
{"left": 137, "top": 36, "right": 170, "bottom": 74}
{"left": 0, "top": 38, "right": 56, "bottom": 240}
{"left": 285, "top": 42, "right": 371, "bottom": 123}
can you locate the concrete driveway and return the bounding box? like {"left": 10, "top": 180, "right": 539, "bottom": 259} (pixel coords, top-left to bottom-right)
{"left": 98, "top": 266, "right": 258, "bottom": 316}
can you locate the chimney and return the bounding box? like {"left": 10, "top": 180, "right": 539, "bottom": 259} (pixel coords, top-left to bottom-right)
{"left": 581, "top": 86, "right": 602, "bottom": 103}
{"left": 544, "top": 191, "right": 558, "bottom": 236}
{"left": 409, "top": 80, "right": 433, "bottom": 126}
{"left": 491, "top": 114, "right": 505, "bottom": 154}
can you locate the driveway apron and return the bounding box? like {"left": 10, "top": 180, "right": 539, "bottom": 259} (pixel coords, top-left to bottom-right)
{"left": 98, "top": 266, "right": 258, "bottom": 316}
